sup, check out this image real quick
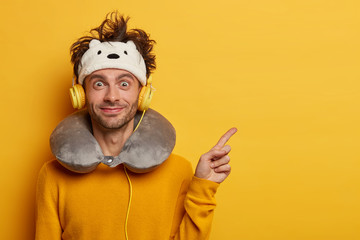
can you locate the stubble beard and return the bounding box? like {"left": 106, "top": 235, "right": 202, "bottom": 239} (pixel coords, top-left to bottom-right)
{"left": 88, "top": 101, "right": 138, "bottom": 130}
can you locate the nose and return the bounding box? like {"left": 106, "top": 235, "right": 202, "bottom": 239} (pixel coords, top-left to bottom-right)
{"left": 107, "top": 53, "right": 119, "bottom": 59}
{"left": 104, "top": 84, "right": 120, "bottom": 103}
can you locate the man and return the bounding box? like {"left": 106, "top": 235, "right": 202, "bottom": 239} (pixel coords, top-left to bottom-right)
{"left": 35, "top": 12, "right": 236, "bottom": 240}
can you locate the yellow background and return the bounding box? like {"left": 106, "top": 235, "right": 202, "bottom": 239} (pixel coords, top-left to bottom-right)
{"left": 1, "top": 0, "right": 359, "bottom": 239}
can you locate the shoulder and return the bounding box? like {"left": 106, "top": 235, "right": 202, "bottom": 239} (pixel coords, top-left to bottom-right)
{"left": 36, "top": 160, "right": 61, "bottom": 193}
{"left": 38, "top": 159, "right": 75, "bottom": 179}
{"left": 40, "top": 159, "right": 62, "bottom": 172}
{"left": 156, "top": 153, "right": 194, "bottom": 181}
{"left": 166, "top": 153, "right": 193, "bottom": 171}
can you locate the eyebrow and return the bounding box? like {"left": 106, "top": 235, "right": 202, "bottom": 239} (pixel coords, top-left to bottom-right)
{"left": 88, "top": 73, "right": 136, "bottom": 81}
{"left": 88, "top": 74, "right": 105, "bottom": 81}
{"left": 116, "top": 73, "right": 136, "bottom": 81}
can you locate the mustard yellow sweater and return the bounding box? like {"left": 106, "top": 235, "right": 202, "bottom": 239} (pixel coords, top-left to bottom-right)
{"left": 35, "top": 154, "right": 219, "bottom": 240}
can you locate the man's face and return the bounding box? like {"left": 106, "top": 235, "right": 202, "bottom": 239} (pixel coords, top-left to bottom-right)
{"left": 84, "top": 68, "right": 141, "bottom": 130}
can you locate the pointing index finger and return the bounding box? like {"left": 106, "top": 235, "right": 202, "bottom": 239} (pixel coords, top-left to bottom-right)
{"left": 213, "top": 127, "right": 237, "bottom": 149}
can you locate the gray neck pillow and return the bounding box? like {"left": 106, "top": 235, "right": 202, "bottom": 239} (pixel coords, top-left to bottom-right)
{"left": 50, "top": 108, "right": 176, "bottom": 173}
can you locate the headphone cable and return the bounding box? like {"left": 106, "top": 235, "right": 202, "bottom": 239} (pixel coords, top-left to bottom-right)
{"left": 133, "top": 110, "right": 146, "bottom": 132}
{"left": 123, "top": 109, "right": 146, "bottom": 239}
{"left": 124, "top": 165, "right": 133, "bottom": 240}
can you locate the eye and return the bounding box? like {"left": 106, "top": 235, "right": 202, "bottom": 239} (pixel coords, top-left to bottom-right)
{"left": 124, "top": 50, "right": 128, "bottom": 55}
{"left": 94, "top": 81, "right": 104, "bottom": 88}
{"left": 97, "top": 50, "right": 102, "bottom": 55}
{"left": 120, "top": 82, "right": 129, "bottom": 87}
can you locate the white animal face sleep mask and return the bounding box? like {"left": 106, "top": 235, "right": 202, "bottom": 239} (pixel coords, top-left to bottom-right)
{"left": 50, "top": 109, "right": 176, "bottom": 173}
{"left": 78, "top": 39, "right": 147, "bottom": 86}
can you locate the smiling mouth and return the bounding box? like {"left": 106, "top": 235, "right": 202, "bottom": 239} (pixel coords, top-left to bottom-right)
{"left": 100, "top": 107, "right": 124, "bottom": 114}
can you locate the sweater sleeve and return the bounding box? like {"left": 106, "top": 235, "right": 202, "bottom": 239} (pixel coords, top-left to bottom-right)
{"left": 170, "top": 176, "right": 220, "bottom": 240}
{"left": 35, "top": 162, "right": 62, "bottom": 240}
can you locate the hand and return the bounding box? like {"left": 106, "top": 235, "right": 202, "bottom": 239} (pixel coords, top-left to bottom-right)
{"left": 195, "top": 128, "right": 237, "bottom": 183}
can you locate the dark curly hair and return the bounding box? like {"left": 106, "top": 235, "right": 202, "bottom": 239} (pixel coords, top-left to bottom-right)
{"left": 70, "top": 11, "right": 156, "bottom": 81}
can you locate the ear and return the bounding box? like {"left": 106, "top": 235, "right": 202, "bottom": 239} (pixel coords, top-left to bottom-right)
{"left": 126, "top": 40, "right": 137, "bottom": 49}
{"left": 89, "top": 39, "right": 101, "bottom": 48}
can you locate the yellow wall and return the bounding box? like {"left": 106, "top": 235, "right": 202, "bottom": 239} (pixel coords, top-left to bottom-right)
{"left": 1, "top": 0, "right": 359, "bottom": 239}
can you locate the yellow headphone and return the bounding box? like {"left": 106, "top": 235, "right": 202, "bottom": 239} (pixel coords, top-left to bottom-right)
{"left": 69, "top": 76, "right": 154, "bottom": 111}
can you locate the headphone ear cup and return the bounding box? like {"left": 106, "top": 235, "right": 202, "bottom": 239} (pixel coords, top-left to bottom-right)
{"left": 138, "top": 85, "right": 153, "bottom": 111}
{"left": 69, "top": 84, "right": 86, "bottom": 109}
